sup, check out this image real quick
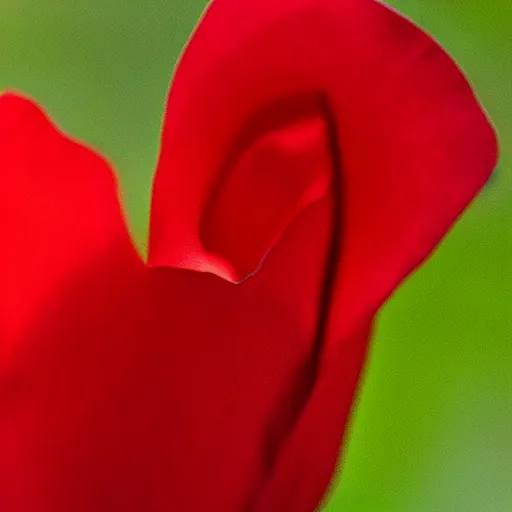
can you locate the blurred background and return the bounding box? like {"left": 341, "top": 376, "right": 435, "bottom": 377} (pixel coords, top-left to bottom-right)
{"left": 1, "top": 1, "right": 510, "bottom": 510}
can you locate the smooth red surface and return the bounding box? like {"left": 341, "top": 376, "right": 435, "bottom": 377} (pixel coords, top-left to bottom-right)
{"left": 1, "top": 0, "right": 497, "bottom": 510}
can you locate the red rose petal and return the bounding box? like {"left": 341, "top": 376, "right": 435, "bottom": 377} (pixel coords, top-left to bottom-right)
{"left": 0, "top": 93, "right": 144, "bottom": 511}
{"left": 0, "top": 92, "right": 140, "bottom": 356}
{"left": 149, "top": 0, "right": 497, "bottom": 339}
{"left": 148, "top": 0, "right": 497, "bottom": 508}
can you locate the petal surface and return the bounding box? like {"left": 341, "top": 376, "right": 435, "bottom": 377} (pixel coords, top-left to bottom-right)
{"left": 0, "top": 93, "right": 143, "bottom": 510}
{"left": 148, "top": 0, "right": 497, "bottom": 509}
{"left": 0, "top": 93, "right": 139, "bottom": 352}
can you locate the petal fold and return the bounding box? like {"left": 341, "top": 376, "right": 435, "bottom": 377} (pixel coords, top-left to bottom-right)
{"left": 149, "top": 0, "right": 497, "bottom": 341}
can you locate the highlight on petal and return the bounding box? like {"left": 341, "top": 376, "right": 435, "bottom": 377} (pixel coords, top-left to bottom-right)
{"left": 149, "top": 0, "right": 497, "bottom": 333}
{"left": 0, "top": 92, "right": 137, "bottom": 352}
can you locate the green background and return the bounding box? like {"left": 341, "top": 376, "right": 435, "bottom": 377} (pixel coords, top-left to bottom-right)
{"left": 1, "top": 1, "right": 510, "bottom": 510}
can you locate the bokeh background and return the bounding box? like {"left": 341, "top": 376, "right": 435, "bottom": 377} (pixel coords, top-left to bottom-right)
{"left": 1, "top": 1, "right": 510, "bottom": 510}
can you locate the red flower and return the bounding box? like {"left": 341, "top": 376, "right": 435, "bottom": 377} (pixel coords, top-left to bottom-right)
{"left": 0, "top": 0, "right": 497, "bottom": 510}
